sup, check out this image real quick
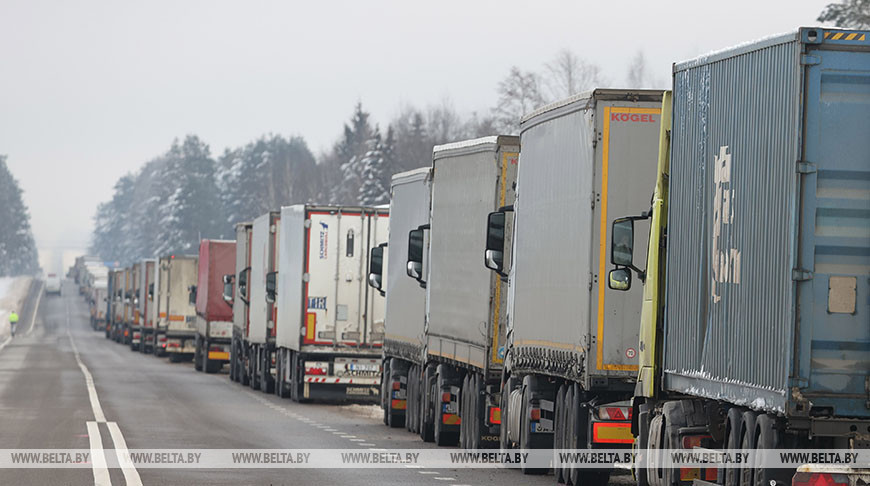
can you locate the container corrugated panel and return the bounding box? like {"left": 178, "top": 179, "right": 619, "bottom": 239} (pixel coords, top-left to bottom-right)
{"left": 663, "top": 28, "right": 870, "bottom": 417}
{"left": 232, "top": 222, "right": 252, "bottom": 335}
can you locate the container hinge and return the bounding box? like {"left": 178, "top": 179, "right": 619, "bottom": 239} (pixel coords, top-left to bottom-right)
{"left": 304, "top": 219, "right": 311, "bottom": 228}
{"left": 796, "top": 161, "right": 817, "bottom": 174}
{"left": 792, "top": 268, "right": 814, "bottom": 281}
{"left": 588, "top": 272, "right": 595, "bottom": 291}
{"left": 800, "top": 54, "right": 821, "bottom": 66}
{"left": 591, "top": 193, "right": 596, "bottom": 209}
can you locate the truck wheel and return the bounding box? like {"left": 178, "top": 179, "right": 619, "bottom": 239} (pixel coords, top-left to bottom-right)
{"left": 460, "top": 375, "right": 470, "bottom": 448}
{"left": 276, "top": 350, "right": 290, "bottom": 398}
{"left": 434, "top": 371, "right": 459, "bottom": 447}
{"left": 420, "top": 365, "right": 435, "bottom": 443}
{"left": 387, "top": 360, "right": 406, "bottom": 428}
{"left": 229, "top": 340, "right": 238, "bottom": 382}
{"left": 259, "top": 348, "right": 274, "bottom": 393}
{"left": 555, "top": 384, "right": 567, "bottom": 483}
{"left": 739, "top": 411, "right": 759, "bottom": 486}
{"left": 754, "top": 413, "right": 789, "bottom": 486}
{"left": 407, "top": 365, "right": 418, "bottom": 434}
{"left": 194, "top": 335, "right": 203, "bottom": 372}
{"left": 724, "top": 407, "right": 745, "bottom": 486}
{"left": 382, "top": 360, "right": 391, "bottom": 425}
{"left": 519, "top": 379, "right": 547, "bottom": 475}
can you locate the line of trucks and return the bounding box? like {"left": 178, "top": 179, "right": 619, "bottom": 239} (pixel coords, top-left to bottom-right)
{"left": 70, "top": 28, "right": 867, "bottom": 486}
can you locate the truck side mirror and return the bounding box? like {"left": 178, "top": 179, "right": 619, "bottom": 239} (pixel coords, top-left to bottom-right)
{"left": 265, "top": 271, "right": 277, "bottom": 303}
{"left": 608, "top": 268, "right": 632, "bottom": 291}
{"left": 406, "top": 228, "right": 426, "bottom": 287}
{"left": 222, "top": 274, "right": 235, "bottom": 305}
{"left": 368, "top": 244, "right": 386, "bottom": 296}
{"left": 238, "top": 267, "right": 250, "bottom": 304}
{"left": 188, "top": 285, "right": 197, "bottom": 305}
{"left": 484, "top": 211, "right": 506, "bottom": 275}
{"left": 611, "top": 217, "right": 635, "bottom": 267}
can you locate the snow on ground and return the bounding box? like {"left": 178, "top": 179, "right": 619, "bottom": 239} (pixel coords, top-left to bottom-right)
{"left": 339, "top": 403, "right": 383, "bottom": 421}
{"left": 0, "top": 277, "right": 34, "bottom": 342}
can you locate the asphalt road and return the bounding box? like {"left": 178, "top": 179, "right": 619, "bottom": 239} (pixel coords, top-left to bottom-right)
{"left": 0, "top": 281, "right": 632, "bottom": 486}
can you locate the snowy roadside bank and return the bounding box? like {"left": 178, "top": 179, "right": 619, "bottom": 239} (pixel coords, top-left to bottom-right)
{"left": 0, "top": 277, "right": 35, "bottom": 341}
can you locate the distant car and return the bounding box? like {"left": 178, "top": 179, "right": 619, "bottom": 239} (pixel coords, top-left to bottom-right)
{"left": 45, "top": 273, "right": 62, "bottom": 295}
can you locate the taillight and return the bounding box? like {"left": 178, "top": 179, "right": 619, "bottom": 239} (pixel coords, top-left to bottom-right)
{"left": 793, "top": 473, "right": 850, "bottom": 486}
{"left": 392, "top": 381, "right": 401, "bottom": 391}
{"left": 489, "top": 406, "right": 501, "bottom": 425}
{"left": 441, "top": 392, "right": 452, "bottom": 403}
{"left": 306, "top": 367, "right": 326, "bottom": 375}
{"left": 599, "top": 406, "right": 630, "bottom": 420}
{"left": 529, "top": 407, "right": 541, "bottom": 421}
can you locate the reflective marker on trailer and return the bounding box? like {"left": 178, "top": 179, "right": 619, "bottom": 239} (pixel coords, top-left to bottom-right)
{"left": 591, "top": 422, "right": 633, "bottom": 444}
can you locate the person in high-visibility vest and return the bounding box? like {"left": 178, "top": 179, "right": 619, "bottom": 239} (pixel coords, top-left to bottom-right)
{"left": 9, "top": 312, "right": 18, "bottom": 337}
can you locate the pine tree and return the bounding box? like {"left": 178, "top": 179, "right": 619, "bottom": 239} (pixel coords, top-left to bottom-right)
{"left": 358, "top": 129, "right": 389, "bottom": 206}
{"left": 153, "top": 135, "right": 222, "bottom": 255}
{"left": 0, "top": 155, "right": 39, "bottom": 276}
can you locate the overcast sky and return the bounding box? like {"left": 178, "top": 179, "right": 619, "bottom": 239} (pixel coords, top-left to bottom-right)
{"left": 1, "top": 0, "right": 830, "bottom": 250}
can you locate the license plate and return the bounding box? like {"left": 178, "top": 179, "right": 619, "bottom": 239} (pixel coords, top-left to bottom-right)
{"left": 346, "top": 386, "right": 375, "bottom": 396}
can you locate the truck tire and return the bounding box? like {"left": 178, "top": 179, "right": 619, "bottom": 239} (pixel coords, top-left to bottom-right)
{"left": 194, "top": 335, "right": 203, "bottom": 372}
{"left": 754, "top": 413, "right": 789, "bottom": 486}
{"left": 459, "top": 375, "right": 470, "bottom": 449}
{"left": 434, "top": 370, "right": 459, "bottom": 447}
{"left": 276, "top": 349, "right": 290, "bottom": 398}
{"left": 229, "top": 339, "right": 238, "bottom": 382}
{"left": 519, "top": 379, "right": 547, "bottom": 475}
{"left": 249, "top": 346, "right": 260, "bottom": 390}
{"left": 554, "top": 383, "right": 567, "bottom": 483}
{"left": 420, "top": 365, "right": 435, "bottom": 443}
{"left": 407, "top": 365, "right": 418, "bottom": 434}
{"left": 387, "top": 359, "right": 406, "bottom": 429}
{"left": 259, "top": 347, "right": 273, "bottom": 393}
{"left": 382, "top": 360, "right": 391, "bottom": 426}
{"left": 724, "top": 407, "right": 745, "bottom": 486}
{"left": 739, "top": 411, "right": 759, "bottom": 486}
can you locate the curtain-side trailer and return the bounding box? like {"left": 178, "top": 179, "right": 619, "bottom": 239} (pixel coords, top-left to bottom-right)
{"left": 403, "top": 136, "right": 520, "bottom": 447}
{"left": 367, "top": 168, "right": 431, "bottom": 428}
{"left": 487, "top": 90, "right": 664, "bottom": 480}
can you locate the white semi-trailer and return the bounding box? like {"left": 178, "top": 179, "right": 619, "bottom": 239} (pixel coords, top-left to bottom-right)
{"left": 368, "top": 168, "right": 430, "bottom": 428}
{"left": 152, "top": 254, "right": 198, "bottom": 362}
{"left": 248, "top": 212, "right": 280, "bottom": 393}
{"left": 274, "top": 204, "right": 389, "bottom": 402}
{"left": 228, "top": 222, "right": 253, "bottom": 385}
{"left": 136, "top": 259, "right": 157, "bottom": 354}
{"left": 404, "top": 136, "right": 520, "bottom": 447}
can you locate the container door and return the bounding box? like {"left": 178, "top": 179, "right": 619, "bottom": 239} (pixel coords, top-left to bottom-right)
{"left": 798, "top": 40, "right": 870, "bottom": 418}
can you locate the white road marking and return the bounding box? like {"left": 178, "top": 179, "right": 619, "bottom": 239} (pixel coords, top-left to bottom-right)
{"left": 368, "top": 448, "right": 387, "bottom": 452}
{"left": 404, "top": 465, "right": 424, "bottom": 468}
{"left": 67, "top": 297, "right": 142, "bottom": 485}
{"left": 24, "top": 282, "right": 44, "bottom": 336}
{"left": 108, "top": 421, "right": 143, "bottom": 486}
{"left": 419, "top": 471, "right": 439, "bottom": 474}
{"left": 434, "top": 478, "right": 457, "bottom": 481}
{"left": 0, "top": 336, "right": 11, "bottom": 353}
{"left": 359, "top": 443, "right": 376, "bottom": 446}
{"left": 349, "top": 438, "right": 365, "bottom": 442}
{"left": 86, "top": 421, "right": 111, "bottom": 486}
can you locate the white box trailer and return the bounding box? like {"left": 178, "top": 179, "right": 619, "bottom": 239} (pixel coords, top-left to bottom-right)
{"left": 367, "top": 168, "right": 431, "bottom": 427}
{"left": 229, "top": 222, "right": 253, "bottom": 386}
{"left": 489, "top": 90, "right": 663, "bottom": 478}
{"left": 135, "top": 259, "right": 157, "bottom": 354}
{"left": 90, "top": 279, "right": 109, "bottom": 331}
{"left": 247, "top": 211, "right": 280, "bottom": 393}
{"left": 152, "top": 255, "right": 198, "bottom": 362}
{"left": 404, "top": 136, "right": 519, "bottom": 447}
{"left": 274, "top": 204, "right": 389, "bottom": 402}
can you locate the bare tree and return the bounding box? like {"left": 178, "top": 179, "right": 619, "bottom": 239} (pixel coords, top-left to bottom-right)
{"left": 542, "top": 49, "right": 607, "bottom": 101}
{"left": 492, "top": 67, "right": 546, "bottom": 134}
{"left": 626, "top": 51, "right": 648, "bottom": 88}
{"left": 818, "top": 0, "right": 870, "bottom": 28}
